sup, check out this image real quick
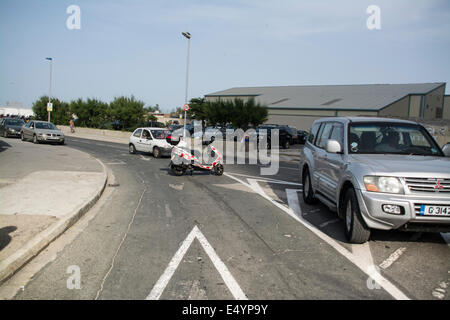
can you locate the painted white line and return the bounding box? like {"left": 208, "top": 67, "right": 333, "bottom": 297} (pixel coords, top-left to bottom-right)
{"left": 379, "top": 247, "right": 407, "bottom": 270}
{"left": 146, "top": 225, "right": 247, "bottom": 300}
{"left": 286, "top": 189, "right": 303, "bottom": 218}
{"left": 440, "top": 233, "right": 450, "bottom": 246}
{"left": 231, "top": 173, "right": 302, "bottom": 186}
{"left": 105, "top": 161, "right": 126, "bottom": 165}
{"left": 319, "top": 218, "right": 340, "bottom": 228}
{"left": 224, "top": 172, "right": 410, "bottom": 300}
{"left": 351, "top": 242, "right": 375, "bottom": 272}
{"left": 169, "top": 183, "right": 184, "bottom": 191}
{"left": 165, "top": 204, "right": 172, "bottom": 218}
{"left": 140, "top": 155, "right": 150, "bottom": 161}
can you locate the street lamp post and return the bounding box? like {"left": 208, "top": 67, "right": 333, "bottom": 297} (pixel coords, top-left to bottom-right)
{"left": 45, "top": 57, "right": 53, "bottom": 122}
{"left": 181, "top": 32, "right": 191, "bottom": 140}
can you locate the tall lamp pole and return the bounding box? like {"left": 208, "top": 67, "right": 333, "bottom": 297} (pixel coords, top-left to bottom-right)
{"left": 45, "top": 57, "right": 53, "bottom": 122}
{"left": 181, "top": 32, "right": 191, "bottom": 140}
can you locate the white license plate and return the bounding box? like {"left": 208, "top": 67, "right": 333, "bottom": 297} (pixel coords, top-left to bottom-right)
{"left": 420, "top": 205, "right": 450, "bottom": 216}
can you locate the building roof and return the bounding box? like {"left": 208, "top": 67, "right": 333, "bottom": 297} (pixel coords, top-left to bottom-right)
{"left": 315, "top": 116, "right": 418, "bottom": 124}
{"left": 205, "top": 83, "right": 446, "bottom": 111}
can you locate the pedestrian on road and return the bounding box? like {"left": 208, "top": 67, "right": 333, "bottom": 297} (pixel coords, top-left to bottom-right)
{"left": 69, "top": 118, "right": 75, "bottom": 133}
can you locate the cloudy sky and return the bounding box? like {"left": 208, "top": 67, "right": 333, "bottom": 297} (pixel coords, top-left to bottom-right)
{"left": 1, "top": 0, "right": 449, "bottom": 112}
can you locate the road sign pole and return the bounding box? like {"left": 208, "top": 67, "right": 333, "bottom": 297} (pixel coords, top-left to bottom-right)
{"left": 48, "top": 59, "right": 53, "bottom": 122}
{"left": 183, "top": 34, "right": 190, "bottom": 140}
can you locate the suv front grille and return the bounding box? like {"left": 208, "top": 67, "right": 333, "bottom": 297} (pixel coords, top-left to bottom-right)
{"left": 404, "top": 177, "right": 450, "bottom": 193}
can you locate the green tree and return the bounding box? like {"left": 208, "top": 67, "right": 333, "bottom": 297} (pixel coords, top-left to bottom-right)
{"left": 144, "top": 104, "right": 160, "bottom": 113}
{"left": 229, "top": 98, "right": 267, "bottom": 131}
{"left": 246, "top": 98, "right": 268, "bottom": 128}
{"left": 147, "top": 114, "right": 158, "bottom": 122}
{"left": 200, "top": 98, "right": 268, "bottom": 131}
{"left": 32, "top": 96, "right": 71, "bottom": 125}
{"left": 69, "top": 98, "right": 109, "bottom": 128}
{"left": 188, "top": 97, "right": 208, "bottom": 131}
{"left": 204, "top": 100, "right": 233, "bottom": 128}
{"left": 109, "top": 96, "right": 146, "bottom": 131}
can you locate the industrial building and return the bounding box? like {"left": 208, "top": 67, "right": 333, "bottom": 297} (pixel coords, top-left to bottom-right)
{"left": 205, "top": 83, "right": 448, "bottom": 130}
{"left": 0, "top": 106, "right": 34, "bottom": 117}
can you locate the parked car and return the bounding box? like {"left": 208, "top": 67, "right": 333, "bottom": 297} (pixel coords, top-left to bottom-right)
{"left": 300, "top": 117, "right": 450, "bottom": 244}
{"left": 129, "top": 127, "right": 172, "bottom": 158}
{"left": 260, "top": 124, "right": 297, "bottom": 145}
{"left": 169, "top": 123, "right": 199, "bottom": 144}
{"left": 147, "top": 121, "right": 166, "bottom": 128}
{"left": 21, "top": 120, "right": 65, "bottom": 144}
{"left": 297, "top": 129, "right": 308, "bottom": 144}
{"left": 192, "top": 126, "right": 228, "bottom": 144}
{"left": 168, "top": 124, "right": 183, "bottom": 132}
{"left": 285, "top": 125, "right": 298, "bottom": 144}
{"left": 257, "top": 125, "right": 293, "bottom": 149}
{"left": 0, "top": 117, "right": 24, "bottom": 138}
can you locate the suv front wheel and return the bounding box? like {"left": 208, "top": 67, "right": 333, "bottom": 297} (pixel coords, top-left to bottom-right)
{"left": 343, "top": 188, "right": 371, "bottom": 244}
{"left": 302, "top": 168, "right": 317, "bottom": 204}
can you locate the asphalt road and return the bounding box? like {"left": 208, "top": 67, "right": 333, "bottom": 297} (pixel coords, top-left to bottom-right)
{"left": 3, "top": 136, "right": 449, "bottom": 300}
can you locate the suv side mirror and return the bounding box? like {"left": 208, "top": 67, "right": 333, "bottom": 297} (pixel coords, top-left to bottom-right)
{"left": 326, "top": 139, "right": 342, "bottom": 154}
{"left": 442, "top": 143, "right": 450, "bottom": 157}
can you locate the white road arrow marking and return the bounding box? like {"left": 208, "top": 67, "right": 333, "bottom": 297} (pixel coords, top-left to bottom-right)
{"left": 146, "top": 225, "right": 247, "bottom": 300}
{"left": 224, "top": 172, "right": 410, "bottom": 300}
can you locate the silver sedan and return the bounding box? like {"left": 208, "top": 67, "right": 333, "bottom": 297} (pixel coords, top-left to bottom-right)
{"left": 21, "top": 120, "right": 65, "bottom": 145}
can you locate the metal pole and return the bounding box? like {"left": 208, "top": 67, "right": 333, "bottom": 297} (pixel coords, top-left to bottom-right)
{"left": 48, "top": 59, "right": 52, "bottom": 122}
{"left": 183, "top": 36, "right": 190, "bottom": 140}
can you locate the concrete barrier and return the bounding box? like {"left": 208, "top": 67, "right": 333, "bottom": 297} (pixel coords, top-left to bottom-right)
{"left": 57, "top": 125, "right": 130, "bottom": 144}
{"left": 58, "top": 125, "right": 131, "bottom": 139}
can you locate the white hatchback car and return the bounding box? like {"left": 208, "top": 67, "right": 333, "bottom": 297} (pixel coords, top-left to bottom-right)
{"left": 129, "top": 127, "right": 172, "bottom": 158}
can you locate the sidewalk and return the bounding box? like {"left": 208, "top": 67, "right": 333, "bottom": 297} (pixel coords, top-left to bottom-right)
{"left": 0, "top": 137, "right": 107, "bottom": 284}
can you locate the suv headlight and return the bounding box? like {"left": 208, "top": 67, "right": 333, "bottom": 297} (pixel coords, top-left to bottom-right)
{"left": 363, "top": 176, "right": 404, "bottom": 194}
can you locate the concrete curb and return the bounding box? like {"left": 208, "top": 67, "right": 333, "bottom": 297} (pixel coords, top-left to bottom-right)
{"left": 0, "top": 153, "right": 108, "bottom": 285}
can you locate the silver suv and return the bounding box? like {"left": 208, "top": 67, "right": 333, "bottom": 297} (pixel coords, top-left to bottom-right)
{"left": 300, "top": 117, "right": 450, "bottom": 243}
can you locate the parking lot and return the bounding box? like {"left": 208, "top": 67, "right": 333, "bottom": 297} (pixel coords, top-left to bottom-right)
{"left": 0, "top": 135, "right": 448, "bottom": 300}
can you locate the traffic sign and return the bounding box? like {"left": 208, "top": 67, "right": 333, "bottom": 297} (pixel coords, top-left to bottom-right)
{"left": 184, "top": 104, "right": 190, "bottom": 111}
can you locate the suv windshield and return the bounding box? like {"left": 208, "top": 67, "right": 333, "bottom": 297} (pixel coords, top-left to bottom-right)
{"left": 35, "top": 122, "right": 56, "bottom": 130}
{"left": 348, "top": 122, "right": 443, "bottom": 156}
